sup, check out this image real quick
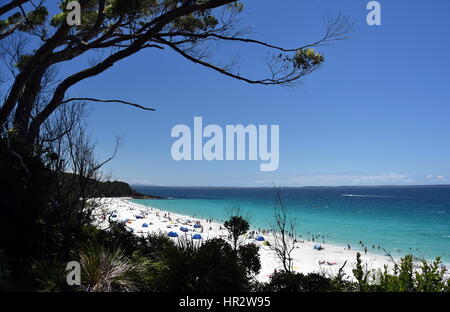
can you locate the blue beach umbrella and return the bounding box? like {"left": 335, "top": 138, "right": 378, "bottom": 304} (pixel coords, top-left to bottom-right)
{"left": 193, "top": 224, "right": 201, "bottom": 228}
{"left": 111, "top": 214, "right": 117, "bottom": 218}
{"left": 314, "top": 244, "right": 322, "bottom": 250}
{"left": 256, "top": 236, "right": 265, "bottom": 241}
{"left": 168, "top": 231, "right": 179, "bottom": 238}
{"left": 192, "top": 234, "right": 202, "bottom": 240}
{"left": 180, "top": 227, "right": 189, "bottom": 232}
{"left": 142, "top": 223, "right": 149, "bottom": 228}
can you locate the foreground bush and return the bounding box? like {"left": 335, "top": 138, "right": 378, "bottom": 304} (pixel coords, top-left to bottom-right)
{"left": 376, "top": 255, "right": 449, "bottom": 292}
{"left": 157, "top": 237, "right": 258, "bottom": 292}
{"left": 237, "top": 243, "right": 261, "bottom": 277}
{"left": 75, "top": 241, "right": 161, "bottom": 292}
{"left": 264, "top": 271, "right": 333, "bottom": 292}
{"left": 349, "top": 252, "right": 450, "bottom": 292}
{"left": 261, "top": 253, "right": 450, "bottom": 292}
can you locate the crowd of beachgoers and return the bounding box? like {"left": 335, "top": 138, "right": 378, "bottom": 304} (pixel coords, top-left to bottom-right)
{"left": 93, "top": 198, "right": 399, "bottom": 282}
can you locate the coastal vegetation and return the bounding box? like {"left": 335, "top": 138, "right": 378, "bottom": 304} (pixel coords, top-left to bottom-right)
{"left": 1, "top": 194, "right": 450, "bottom": 292}
{"left": 269, "top": 190, "right": 296, "bottom": 273}
{"left": 224, "top": 207, "right": 251, "bottom": 250}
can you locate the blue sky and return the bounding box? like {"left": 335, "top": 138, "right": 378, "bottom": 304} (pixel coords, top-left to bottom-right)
{"left": 59, "top": 0, "right": 450, "bottom": 187}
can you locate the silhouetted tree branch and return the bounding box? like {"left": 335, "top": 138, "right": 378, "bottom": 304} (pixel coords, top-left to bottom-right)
{"left": 0, "top": 0, "right": 351, "bottom": 144}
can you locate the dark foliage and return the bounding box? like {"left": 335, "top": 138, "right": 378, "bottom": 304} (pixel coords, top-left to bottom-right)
{"left": 136, "top": 233, "right": 177, "bottom": 262}
{"left": 80, "top": 222, "right": 140, "bottom": 257}
{"left": 224, "top": 215, "right": 250, "bottom": 250}
{"left": 157, "top": 237, "right": 254, "bottom": 292}
{"left": 238, "top": 243, "right": 261, "bottom": 276}
{"left": 0, "top": 249, "right": 10, "bottom": 291}
{"left": 264, "top": 271, "right": 333, "bottom": 292}
{"left": 0, "top": 133, "right": 141, "bottom": 290}
{"left": 0, "top": 140, "right": 83, "bottom": 289}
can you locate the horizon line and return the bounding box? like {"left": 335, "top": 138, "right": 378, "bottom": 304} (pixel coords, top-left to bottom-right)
{"left": 130, "top": 184, "right": 450, "bottom": 188}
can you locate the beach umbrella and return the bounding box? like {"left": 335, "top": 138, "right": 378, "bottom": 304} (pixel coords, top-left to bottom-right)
{"left": 142, "top": 223, "right": 149, "bottom": 228}
{"left": 168, "top": 231, "right": 179, "bottom": 238}
{"left": 192, "top": 234, "right": 202, "bottom": 240}
{"left": 111, "top": 214, "right": 117, "bottom": 218}
{"left": 256, "top": 236, "right": 265, "bottom": 241}
{"left": 314, "top": 244, "right": 322, "bottom": 250}
{"left": 193, "top": 224, "right": 201, "bottom": 229}
{"left": 180, "top": 227, "right": 189, "bottom": 232}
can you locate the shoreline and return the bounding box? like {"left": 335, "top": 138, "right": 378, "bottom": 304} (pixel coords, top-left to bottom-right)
{"left": 93, "top": 197, "right": 446, "bottom": 282}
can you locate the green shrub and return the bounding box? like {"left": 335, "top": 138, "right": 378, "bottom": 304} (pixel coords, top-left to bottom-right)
{"left": 30, "top": 258, "right": 68, "bottom": 292}
{"left": 224, "top": 215, "right": 250, "bottom": 250}
{"left": 376, "top": 255, "right": 449, "bottom": 292}
{"left": 80, "top": 222, "right": 140, "bottom": 257}
{"left": 352, "top": 252, "right": 371, "bottom": 291}
{"left": 158, "top": 237, "right": 256, "bottom": 292}
{"left": 238, "top": 243, "right": 261, "bottom": 276}
{"left": 264, "top": 271, "right": 333, "bottom": 292}
{"left": 415, "top": 258, "right": 448, "bottom": 292}
{"left": 136, "top": 232, "right": 176, "bottom": 262}
{"left": 74, "top": 240, "right": 159, "bottom": 292}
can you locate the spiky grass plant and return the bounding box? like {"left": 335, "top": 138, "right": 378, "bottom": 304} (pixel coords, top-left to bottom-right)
{"left": 75, "top": 241, "right": 148, "bottom": 292}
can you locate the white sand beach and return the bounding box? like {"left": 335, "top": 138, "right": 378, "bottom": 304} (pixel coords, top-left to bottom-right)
{"left": 93, "top": 197, "right": 399, "bottom": 282}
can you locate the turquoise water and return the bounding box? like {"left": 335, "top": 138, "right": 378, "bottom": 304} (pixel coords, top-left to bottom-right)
{"left": 131, "top": 186, "right": 450, "bottom": 263}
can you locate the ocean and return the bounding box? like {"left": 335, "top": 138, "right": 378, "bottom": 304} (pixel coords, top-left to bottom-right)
{"left": 130, "top": 185, "right": 450, "bottom": 263}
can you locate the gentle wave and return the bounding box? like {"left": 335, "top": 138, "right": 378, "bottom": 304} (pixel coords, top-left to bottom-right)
{"left": 341, "top": 194, "right": 394, "bottom": 198}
